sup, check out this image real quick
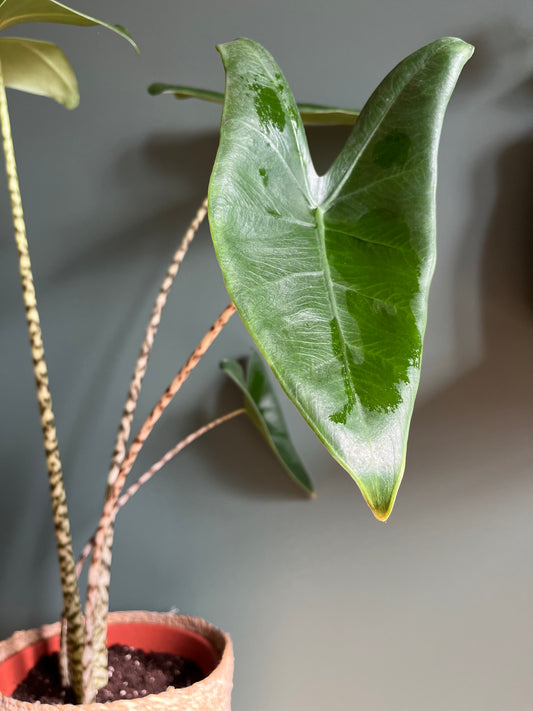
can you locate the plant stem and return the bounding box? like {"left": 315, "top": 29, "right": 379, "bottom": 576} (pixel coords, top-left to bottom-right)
{"left": 82, "top": 302, "right": 237, "bottom": 701}
{"left": 78, "top": 197, "right": 207, "bottom": 701}
{"left": 107, "top": 197, "right": 208, "bottom": 489}
{"left": 75, "top": 408, "right": 246, "bottom": 578}
{"left": 118, "top": 407, "right": 246, "bottom": 508}
{"left": 0, "top": 64, "right": 84, "bottom": 698}
{"left": 115, "top": 303, "right": 237, "bottom": 490}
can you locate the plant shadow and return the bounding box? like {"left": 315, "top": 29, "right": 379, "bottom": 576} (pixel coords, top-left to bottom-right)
{"left": 403, "top": 133, "right": 533, "bottom": 513}
{"left": 50, "top": 131, "right": 221, "bottom": 282}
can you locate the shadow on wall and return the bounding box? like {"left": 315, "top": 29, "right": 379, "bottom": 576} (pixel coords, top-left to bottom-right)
{"left": 404, "top": 133, "right": 533, "bottom": 515}
{"left": 391, "top": 20, "right": 533, "bottom": 515}
{"left": 50, "top": 131, "right": 221, "bottom": 283}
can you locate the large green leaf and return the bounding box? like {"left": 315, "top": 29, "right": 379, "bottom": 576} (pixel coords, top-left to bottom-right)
{"left": 209, "top": 38, "right": 473, "bottom": 520}
{"left": 148, "top": 83, "right": 360, "bottom": 126}
{"left": 0, "top": 0, "right": 138, "bottom": 51}
{"left": 221, "top": 352, "right": 315, "bottom": 496}
{"left": 0, "top": 37, "right": 78, "bottom": 107}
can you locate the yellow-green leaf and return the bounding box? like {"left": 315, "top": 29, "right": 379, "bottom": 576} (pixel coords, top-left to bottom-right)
{"left": 0, "top": 37, "right": 78, "bottom": 107}
{"left": 0, "top": 0, "right": 138, "bottom": 52}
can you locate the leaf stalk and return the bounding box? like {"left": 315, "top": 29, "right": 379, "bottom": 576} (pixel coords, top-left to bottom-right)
{"left": 0, "top": 59, "right": 84, "bottom": 697}
{"left": 82, "top": 302, "right": 236, "bottom": 700}
{"left": 75, "top": 407, "right": 246, "bottom": 578}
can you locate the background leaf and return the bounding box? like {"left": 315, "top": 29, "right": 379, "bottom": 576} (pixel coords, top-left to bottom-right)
{"left": 148, "top": 83, "right": 360, "bottom": 126}
{"left": 0, "top": 0, "right": 138, "bottom": 52}
{"left": 0, "top": 37, "right": 78, "bottom": 107}
{"left": 221, "top": 353, "right": 315, "bottom": 496}
{"left": 209, "top": 38, "right": 473, "bottom": 520}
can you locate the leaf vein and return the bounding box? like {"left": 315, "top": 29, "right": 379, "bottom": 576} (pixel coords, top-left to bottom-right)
{"left": 326, "top": 225, "right": 408, "bottom": 252}
{"left": 322, "top": 44, "right": 443, "bottom": 208}
{"left": 332, "top": 282, "right": 397, "bottom": 310}
{"left": 254, "top": 50, "right": 315, "bottom": 199}
{"left": 234, "top": 118, "right": 311, "bottom": 205}
{"left": 21, "top": 40, "right": 71, "bottom": 93}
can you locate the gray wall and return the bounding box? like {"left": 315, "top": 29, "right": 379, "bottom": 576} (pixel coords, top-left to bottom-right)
{"left": 1, "top": 1, "right": 532, "bottom": 709}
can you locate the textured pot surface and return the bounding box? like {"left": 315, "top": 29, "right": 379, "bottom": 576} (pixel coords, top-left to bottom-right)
{"left": 0, "top": 611, "right": 233, "bottom": 711}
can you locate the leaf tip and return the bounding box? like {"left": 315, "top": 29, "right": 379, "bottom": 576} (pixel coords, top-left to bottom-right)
{"left": 364, "top": 493, "right": 396, "bottom": 522}
{"left": 434, "top": 36, "right": 475, "bottom": 66}
{"left": 147, "top": 82, "right": 164, "bottom": 95}
{"left": 370, "top": 504, "right": 393, "bottom": 523}
{"left": 113, "top": 24, "right": 139, "bottom": 54}
{"left": 216, "top": 37, "right": 255, "bottom": 62}
{"left": 64, "top": 96, "right": 80, "bottom": 110}
{"left": 359, "top": 465, "right": 405, "bottom": 522}
{"left": 59, "top": 87, "right": 80, "bottom": 110}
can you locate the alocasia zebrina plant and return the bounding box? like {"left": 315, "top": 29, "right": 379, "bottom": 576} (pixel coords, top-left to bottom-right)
{"left": 1, "top": 12, "right": 472, "bottom": 702}
{"left": 208, "top": 37, "right": 473, "bottom": 520}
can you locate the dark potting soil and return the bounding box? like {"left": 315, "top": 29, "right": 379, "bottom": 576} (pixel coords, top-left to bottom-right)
{"left": 11, "top": 643, "right": 205, "bottom": 704}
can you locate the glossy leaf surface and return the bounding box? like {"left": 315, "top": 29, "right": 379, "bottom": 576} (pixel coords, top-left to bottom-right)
{"left": 0, "top": 37, "right": 78, "bottom": 107}
{"left": 148, "top": 83, "right": 360, "bottom": 126}
{"left": 209, "top": 38, "right": 473, "bottom": 520}
{"left": 0, "top": 0, "right": 137, "bottom": 51}
{"left": 221, "top": 353, "right": 314, "bottom": 496}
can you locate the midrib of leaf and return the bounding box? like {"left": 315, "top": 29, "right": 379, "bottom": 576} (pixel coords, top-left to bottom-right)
{"left": 0, "top": 12, "right": 88, "bottom": 32}
{"left": 21, "top": 39, "right": 71, "bottom": 93}
{"left": 2, "top": 13, "right": 67, "bottom": 24}
{"left": 329, "top": 166, "right": 416, "bottom": 208}
{"left": 313, "top": 206, "right": 374, "bottom": 452}
{"left": 0, "top": 0, "right": 96, "bottom": 29}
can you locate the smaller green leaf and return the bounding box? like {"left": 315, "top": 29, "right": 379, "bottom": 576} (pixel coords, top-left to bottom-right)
{"left": 292, "top": 103, "right": 360, "bottom": 126}
{"left": 148, "top": 83, "right": 224, "bottom": 103}
{"left": 148, "top": 83, "right": 360, "bottom": 126}
{"left": 0, "top": 37, "right": 78, "bottom": 107}
{"left": 221, "top": 353, "right": 315, "bottom": 496}
{"left": 0, "top": 0, "right": 138, "bottom": 53}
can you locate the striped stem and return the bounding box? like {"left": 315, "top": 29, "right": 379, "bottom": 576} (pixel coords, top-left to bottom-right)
{"left": 82, "top": 302, "right": 237, "bottom": 701}
{"left": 78, "top": 198, "right": 207, "bottom": 701}
{"left": 107, "top": 198, "right": 208, "bottom": 489}
{"left": 75, "top": 408, "right": 246, "bottom": 578}
{"left": 0, "top": 63, "right": 84, "bottom": 699}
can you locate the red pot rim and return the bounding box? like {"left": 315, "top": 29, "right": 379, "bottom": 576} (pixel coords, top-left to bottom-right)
{"left": 0, "top": 612, "right": 227, "bottom": 699}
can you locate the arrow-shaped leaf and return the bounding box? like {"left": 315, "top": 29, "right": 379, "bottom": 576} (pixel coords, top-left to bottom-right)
{"left": 0, "top": 37, "right": 78, "bottom": 107}
{"left": 221, "top": 352, "right": 315, "bottom": 496}
{"left": 148, "top": 83, "right": 360, "bottom": 126}
{"left": 0, "top": 0, "right": 137, "bottom": 52}
{"left": 209, "top": 38, "right": 473, "bottom": 520}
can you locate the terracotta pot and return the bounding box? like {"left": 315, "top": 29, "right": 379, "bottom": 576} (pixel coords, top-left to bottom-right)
{"left": 0, "top": 611, "right": 233, "bottom": 711}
